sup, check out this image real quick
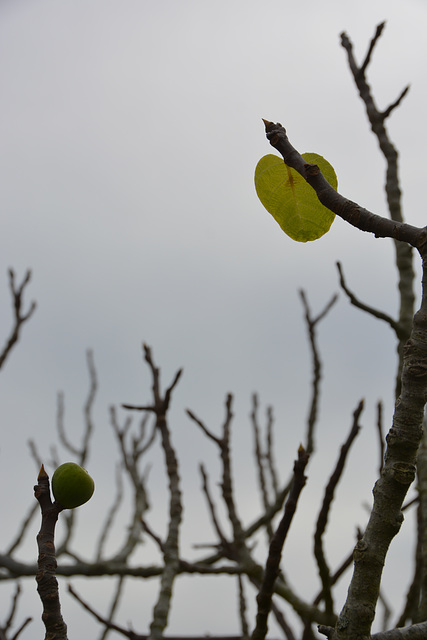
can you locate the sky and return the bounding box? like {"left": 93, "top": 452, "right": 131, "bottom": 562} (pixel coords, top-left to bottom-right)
{"left": 1, "top": 1, "right": 426, "bottom": 638}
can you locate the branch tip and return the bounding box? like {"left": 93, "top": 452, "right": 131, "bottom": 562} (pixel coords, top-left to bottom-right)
{"left": 38, "top": 464, "right": 48, "bottom": 481}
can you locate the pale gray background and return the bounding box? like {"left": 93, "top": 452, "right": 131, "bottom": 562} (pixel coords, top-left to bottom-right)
{"left": 1, "top": 1, "right": 426, "bottom": 638}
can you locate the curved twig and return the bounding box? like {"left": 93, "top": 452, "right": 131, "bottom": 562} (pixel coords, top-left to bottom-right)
{"left": 336, "top": 262, "right": 402, "bottom": 337}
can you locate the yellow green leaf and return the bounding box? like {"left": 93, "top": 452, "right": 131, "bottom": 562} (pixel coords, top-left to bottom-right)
{"left": 254, "top": 153, "right": 338, "bottom": 242}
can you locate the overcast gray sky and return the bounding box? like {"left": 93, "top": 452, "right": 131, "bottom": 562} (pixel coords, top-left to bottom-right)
{"left": 1, "top": 1, "right": 426, "bottom": 638}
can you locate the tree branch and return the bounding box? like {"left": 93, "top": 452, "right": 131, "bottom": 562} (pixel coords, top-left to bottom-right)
{"left": 262, "top": 119, "right": 427, "bottom": 251}
{"left": 314, "top": 401, "right": 363, "bottom": 617}
{"left": 336, "top": 262, "right": 402, "bottom": 337}
{"left": 0, "top": 268, "right": 36, "bottom": 370}
{"left": 251, "top": 394, "right": 274, "bottom": 540}
{"left": 340, "top": 21, "right": 414, "bottom": 399}
{"left": 251, "top": 446, "right": 310, "bottom": 640}
{"left": 33, "top": 465, "right": 68, "bottom": 639}
{"left": 299, "top": 290, "right": 338, "bottom": 454}
{"left": 123, "top": 344, "right": 183, "bottom": 640}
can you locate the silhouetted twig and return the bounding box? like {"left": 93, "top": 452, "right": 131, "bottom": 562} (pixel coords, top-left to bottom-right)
{"left": 314, "top": 400, "right": 364, "bottom": 616}
{"left": 251, "top": 394, "right": 274, "bottom": 540}
{"left": 0, "top": 268, "right": 36, "bottom": 370}
{"left": 252, "top": 446, "right": 310, "bottom": 640}
{"left": 336, "top": 262, "right": 401, "bottom": 336}
{"left": 299, "top": 290, "right": 338, "bottom": 454}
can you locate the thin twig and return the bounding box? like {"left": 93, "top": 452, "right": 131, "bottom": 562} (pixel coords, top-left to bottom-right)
{"left": 376, "top": 401, "right": 385, "bottom": 476}
{"left": 124, "top": 344, "right": 183, "bottom": 640}
{"left": 313, "top": 401, "right": 364, "bottom": 616}
{"left": 0, "top": 268, "right": 36, "bottom": 370}
{"left": 199, "top": 464, "right": 230, "bottom": 550}
{"left": 98, "top": 576, "right": 126, "bottom": 640}
{"left": 313, "top": 529, "right": 363, "bottom": 606}
{"left": 95, "top": 463, "right": 125, "bottom": 562}
{"left": 0, "top": 583, "right": 32, "bottom": 640}
{"left": 336, "top": 262, "right": 402, "bottom": 337}
{"left": 359, "top": 21, "right": 386, "bottom": 74}
{"left": 237, "top": 574, "right": 250, "bottom": 640}
{"left": 265, "top": 406, "right": 279, "bottom": 499}
{"left": 251, "top": 394, "right": 274, "bottom": 540}
{"left": 81, "top": 349, "right": 97, "bottom": 466}
{"left": 252, "top": 446, "right": 310, "bottom": 640}
{"left": 299, "top": 290, "right": 338, "bottom": 454}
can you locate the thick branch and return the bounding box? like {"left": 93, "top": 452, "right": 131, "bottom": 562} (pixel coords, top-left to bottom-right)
{"left": 331, "top": 257, "right": 427, "bottom": 640}
{"left": 262, "top": 120, "right": 427, "bottom": 251}
{"left": 34, "top": 465, "right": 68, "bottom": 639}
{"left": 261, "top": 110, "right": 427, "bottom": 638}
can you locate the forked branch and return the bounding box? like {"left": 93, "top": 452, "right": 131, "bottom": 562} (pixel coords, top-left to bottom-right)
{"left": 0, "top": 268, "right": 36, "bottom": 370}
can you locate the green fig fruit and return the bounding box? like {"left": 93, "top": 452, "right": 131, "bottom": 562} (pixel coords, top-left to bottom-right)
{"left": 51, "top": 462, "right": 95, "bottom": 509}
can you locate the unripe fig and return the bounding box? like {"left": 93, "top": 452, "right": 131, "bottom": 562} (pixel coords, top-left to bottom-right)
{"left": 51, "top": 462, "right": 95, "bottom": 509}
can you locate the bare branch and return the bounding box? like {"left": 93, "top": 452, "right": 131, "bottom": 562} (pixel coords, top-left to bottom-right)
{"left": 56, "top": 392, "right": 80, "bottom": 456}
{"left": 265, "top": 406, "right": 279, "bottom": 499}
{"left": 199, "top": 463, "right": 230, "bottom": 550}
{"left": 81, "top": 349, "right": 97, "bottom": 465}
{"left": 5, "top": 502, "right": 38, "bottom": 556}
{"left": 0, "top": 583, "right": 32, "bottom": 640}
{"left": 336, "top": 262, "right": 402, "bottom": 336}
{"left": 340, "top": 21, "right": 415, "bottom": 399}
{"left": 359, "top": 21, "right": 386, "bottom": 74}
{"left": 54, "top": 353, "right": 99, "bottom": 556}
{"left": 186, "top": 409, "right": 222, "bottom": 445}
{"left": 313, "top": 529, "right": 363, "bottom": 607}
{"left": 395, "top": 499, "right": 423, "bottom": 627}
{"left": 56, "top": 350, "right": 97, "bottom": 461}
{"left": 123, "top": 344, "right": 183, "bottom": 640}
{"left": 252, "top": 446, "right": 310, "bottom": 640}
{"left": 299, "top": 290, "right": 338, "bottom": 454}
{"left": 189, "top": 394, "right": 248, "bottom": 550}
{"left": 33, "top": 465, "right": 68, "bottom": 639}
{"left": 95, "top": 463, "right": 125, "bottom": 562}
{"left": 98, "top": 576, "right": 126, "bottom": 640}
{"left": 381, "top": 86, "right": 410, "bottom": 121}
{"left": 319, "top": 620, "right": 427, "bottom": 640}
{"left": 313, "top": 401, "right": 364, "bottom": 616}
{"left": 269, "top": 600, "right": 296, "bottom": 640}
{"left": 108, "top": 406, "right": 153, "bottom": 563}
{"left": 237, "top": 575, "right": 250, "bottom": 640}
{"left": 68, "top": 584, "right": 138, "bottom": 639}
{"left": 251, "top": 394, "right": 274, "bottom": 540}
{"left": 0, "top": 268, "right": 36, "bottom": 370}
